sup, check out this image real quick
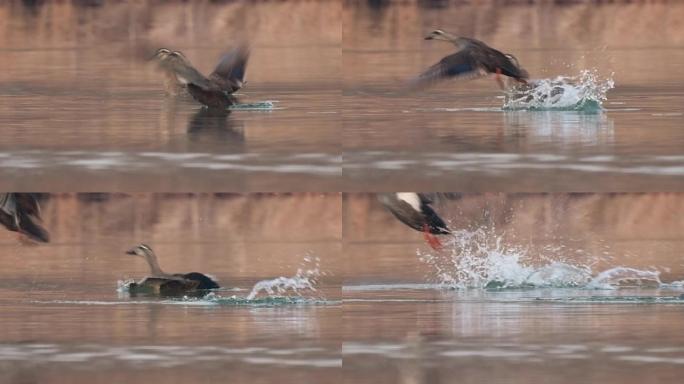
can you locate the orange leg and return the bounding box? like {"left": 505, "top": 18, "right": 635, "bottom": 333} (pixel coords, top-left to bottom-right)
{"left": 422, "top": 224, "right": 443, "bottom": 251}
{"left": 495, "top": 68, "right": 505, "bottom": 90}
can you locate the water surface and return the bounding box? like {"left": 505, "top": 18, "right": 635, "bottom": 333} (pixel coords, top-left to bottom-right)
{"left": 343, "top": 286, "right": 684, "bottom": 384}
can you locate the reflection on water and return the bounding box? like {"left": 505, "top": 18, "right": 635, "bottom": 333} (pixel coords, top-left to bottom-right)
{"left": 186, "top": 109, "right": 245, "bottom": 148}
{"left": 343, "top": 287, "right": 684, "bottom": 384}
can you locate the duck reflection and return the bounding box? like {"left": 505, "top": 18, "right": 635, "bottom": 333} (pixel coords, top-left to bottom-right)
{"left": 186, "top": 108, "right": 245, "bottom": 149}
{"left": 503, "top": 110, "right": 614, "bottom": 148}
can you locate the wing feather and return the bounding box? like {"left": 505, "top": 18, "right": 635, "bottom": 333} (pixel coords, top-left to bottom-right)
{"left": 410, "top": 50, "right": 484, "bottom": 89}
{"left": 209, "top": 44, "right": 250, "bottom": 93}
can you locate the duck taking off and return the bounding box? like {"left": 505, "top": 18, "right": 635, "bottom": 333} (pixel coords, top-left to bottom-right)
{"left": 125, "top": 244, "right": 220, "bottom": 296}
{"left": 378, "top": 193, "right": 451, "bottom": 250}
{"left": 413, "top": 30, "right": 529, "bottom": 90}
{"left": 152, "top": 44, "right": 250, "bottom": 109}
{"left": 0, "top": 193, "right": 49, "bottom": 243}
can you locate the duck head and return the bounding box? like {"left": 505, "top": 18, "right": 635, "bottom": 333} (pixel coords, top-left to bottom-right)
{"left": 424, "top": 29, "right": 458, "bottom": 42}
{"left": 151, "top": 48, "right": 172, "bottom": 62}
{"left": 125, "top": 243, "right": 154, "bottom": 257}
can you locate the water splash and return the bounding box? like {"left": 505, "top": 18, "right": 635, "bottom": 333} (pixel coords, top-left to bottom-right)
{"left": 586, "top": 267, "right": 662, "bottom": 290}
{"left": 418, "top": 228, "right": 661, "bottom": 290}
{"left": 503, "top": 69, "right": 614, "bottom": 112}
{"left": 246, "top": 255, "right": 322, "bottom": 300}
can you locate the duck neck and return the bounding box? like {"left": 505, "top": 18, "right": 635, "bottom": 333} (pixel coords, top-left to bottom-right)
{"left": 142, "top": 249, "right": 169, "bottom": 277}
{"left": 451, "top": 37, "right": 468, "bottom": 49}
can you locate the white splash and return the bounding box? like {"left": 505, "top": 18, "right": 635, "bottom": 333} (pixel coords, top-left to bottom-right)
{"left": 117, "top": 279, "right": 135, "bottom": 293}
{"left": 418, "top": 227, "right": 662, "bottom": 290}
{"left": 503, "top": 69, "right": 614, "bottom": 111}
{"left": 246, "top": 255, "right": 321, "bottom": 300}
{"left": 586, "top": 267, "right": 662, "bottom": 290}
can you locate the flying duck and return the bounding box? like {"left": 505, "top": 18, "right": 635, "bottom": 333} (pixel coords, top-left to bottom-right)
{"left": 152, "top": 44, "right": 250, "bottom": 109}
{"left": 0, "top": 193, "right": 49, "bottom": 243}
{"left": 413, "top": 30, "right": 529, "bottom": 90}
{"left": 378, "top": 193, "right": 451, "bottom": 250}
{"left": 125, "top": 244, "right": 220, "bottom": 296}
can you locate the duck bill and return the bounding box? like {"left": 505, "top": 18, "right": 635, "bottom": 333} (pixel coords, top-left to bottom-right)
{"left": 125, "top": 248, "right": 137, "bottom": 255}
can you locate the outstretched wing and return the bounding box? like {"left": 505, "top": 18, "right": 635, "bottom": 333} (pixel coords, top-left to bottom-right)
{"left": 161, "top": 53, "right": 214, "bottom": 90}
{"left": 209, "top": 44, "right": 250, "bottom": 93}
{"left": 410, "top": 50, "right": 484, "bottom": 89}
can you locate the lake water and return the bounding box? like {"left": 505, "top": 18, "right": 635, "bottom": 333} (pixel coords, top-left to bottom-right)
{"left": 343, "top": 287, "right": 684, "bottom": 384}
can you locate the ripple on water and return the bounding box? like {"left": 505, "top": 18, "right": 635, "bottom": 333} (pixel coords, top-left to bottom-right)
{"left": 0, "top": 344, "right": 341, "bottom": 368}
{"left": 344, "top": 341, "right": 684, "bottom": 366}
{"left": 345, "top": 151, "right": 684, "bottom": 177}
{"left": 0, "top": 150, "right": 341, "bottom": 176}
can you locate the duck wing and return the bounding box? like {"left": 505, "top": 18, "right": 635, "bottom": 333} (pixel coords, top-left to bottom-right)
{"left": 209, "top": 44, "right": 250, "bottom": 93}
{"left": 474, "top": 44, "right": 529, "bottom": 80}
{"left": 410, "top": 49, "right": 485, "bottom": 89}
{"left": 0, "top": 193, "right": 49, "bottom": 243}
{"left": 378, "top": 193, "right": 430, "bottom": 233}
{"left": 162, "top": 54, "right": 214, "bottom": 90}
{"left": 181, "top": 272, "right": 220, "bottom": 290}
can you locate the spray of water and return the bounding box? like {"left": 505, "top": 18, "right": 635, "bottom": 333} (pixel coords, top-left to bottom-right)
{"left": 418, "top": 227, "right": 661, "bottom": 290}
{"left": 246, "top": 255, "right": 322, "bottom": 300}
{"left": 503, "top": 69, "right": 614, "bottom": 112}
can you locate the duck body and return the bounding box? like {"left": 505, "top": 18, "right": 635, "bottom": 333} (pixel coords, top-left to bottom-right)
{"left": 379, "top": 193, "right": 450, "bottom": 235}
{"left": 186, "top": 83, "right": 236, "bottom": 109}
{"left": 0, "top": 193, "right": 50, "bottom": 243}
{"left": 124, "top": 244, "right": 220, "bottom": 297}
{"left": 127, "top": 276, "right": 200, "bottom": 297}
{"left": 175, "top": 272, "right": 220, "bottom": 290}
{"left": 379, "top": 193, "right": 450, "bottom": 250}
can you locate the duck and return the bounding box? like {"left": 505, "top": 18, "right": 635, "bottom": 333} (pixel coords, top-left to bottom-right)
{"left": 412, "top": 30, "right": 529, "bottom": 90}
{"left": 0, "top": 193, "right": 49, "bottom": 243}
{"left": 378, "top": 193, "right": 450, "bottom": 250}
{"left": 124, "top": 243, "right": 220, "bottom": 296}
{"left": 152, "top": 44, "right": 250, "bottom": 109}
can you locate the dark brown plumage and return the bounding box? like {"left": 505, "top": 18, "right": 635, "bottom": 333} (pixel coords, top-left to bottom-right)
{"left": 0, "top": 193, "right": 49, "bottom": 243}
{"left": 378, "top": 193, "right": 450, "bottom": 250}
{"left": 413, "top": 30, "right": 529, "bottom": 89}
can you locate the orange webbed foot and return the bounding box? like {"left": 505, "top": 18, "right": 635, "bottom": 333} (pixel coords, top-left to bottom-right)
{"left": 422, "top": 224, "right": 443, "bottom": 251}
